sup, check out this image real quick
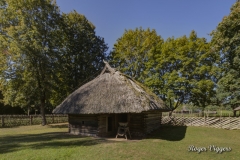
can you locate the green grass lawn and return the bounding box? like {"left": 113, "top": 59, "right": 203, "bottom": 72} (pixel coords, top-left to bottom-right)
{"left": 0, "top": 124, "right": 239, "bottom": 160}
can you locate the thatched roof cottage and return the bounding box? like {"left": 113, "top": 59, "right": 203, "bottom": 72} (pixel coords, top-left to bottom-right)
{"left": 53, "top": 61, "right": 171, "bottom": 137}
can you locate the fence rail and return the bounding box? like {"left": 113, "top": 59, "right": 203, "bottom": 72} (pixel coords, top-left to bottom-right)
{"left": 162, "top": 111, "right": 239, "bottom": 117}
{"left": 0, "top": 114, "right": 68, "bottom": 128}
{"left": 161, "top": 116, "right": 240, "bottom": 130}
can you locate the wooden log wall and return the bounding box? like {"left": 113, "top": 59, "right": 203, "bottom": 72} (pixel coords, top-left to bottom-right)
{"left": 68, "top": 114, "right": 98, "bottom": 136}
{"left": 97, "top": 114, "right": 115, "bottom": 137}
{"left": 68, "top": 112, "right": 163, "bottom": 137}
{"left": 129, "top": 113, "right": 145, "bottom": 137}
{"left": 143, "top": 111, "right": 162, "bottom": 134}
{"left": 97, "top": 115, "right": 107, "bottom": 137}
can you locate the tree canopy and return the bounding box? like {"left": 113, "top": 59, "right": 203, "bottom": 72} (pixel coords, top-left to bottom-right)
{"left": 148, "top": 31, "right": 218, "bottom": 109}
{"left": 111, "top": 29, "right": 218, "bottom": 110}
{"left": 211, "top": 2, "right": 240, "bottom": 114}
{"left": 51, "top": 11, "right": 108, "bottom": 106}
{"left": 110, "top": 27, "right": 163, "bottom": 82}
{"left": 0, "top": 0, "right": 108, "bottom": 124}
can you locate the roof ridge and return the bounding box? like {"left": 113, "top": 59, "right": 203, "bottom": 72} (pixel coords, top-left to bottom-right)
{"left": 100, "top": 60, "right": 116, "bottom": 75}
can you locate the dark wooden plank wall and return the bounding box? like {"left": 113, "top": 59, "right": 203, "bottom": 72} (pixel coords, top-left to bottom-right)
{"left": 143, "top": 111, "right": 162, "bottom": 134}
{"left": 97, "top": 114, "right": 115, "bottom": 137}
{"left": 68, "top": 112, "right": 162, "bottom": 137}
{"left": 129, "top": 113, "right": 145, "bottom": 137}
{"left": 68, "top": 114, "right": 98, "bottom": 136}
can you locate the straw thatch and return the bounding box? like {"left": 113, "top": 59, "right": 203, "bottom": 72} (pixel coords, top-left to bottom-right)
{"left": 234, "top": 106, "right": 240, "bottom": 111}
{"left": 53, "top": 62, "right": 171, "bottom": 114}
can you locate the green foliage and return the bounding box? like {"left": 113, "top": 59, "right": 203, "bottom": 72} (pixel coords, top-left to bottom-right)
{"left": 111, "top": 29, "right": 218, "bottom": 110}
{"left": 160, "top": 31, "right": 217, "bottom": 108}
{"left": 0, "top": 1, "right": 108, "bottom": 123}
{"left": 0, "top": 0, "right": 63, "bottom": 124}
{"left": 175, "top": 103, "right": 201, "bottom": 112}
{"left": 0, "top": 90, "right": 25, "bottom": 114}
{"left": 110, "top": 27, "right": 164, "bottom": 82}
{"left": 51, "top": 11, "right": 108, "bottom": 106}
{"left": 204, "top": 105, "right": 219, "bottom": 111}
{"left": 211, "top": 2, "right": 240, "bottom": 110}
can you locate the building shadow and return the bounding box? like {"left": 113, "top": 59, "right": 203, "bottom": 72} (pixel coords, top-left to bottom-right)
{"left": 0, "top": 128, "right": 107, "bottom": 154}
{"left": 101, "top": 125, "right": 187, "bottom": 141}
{"left": 145, "top": 126, "right": 187, "bottom": 141}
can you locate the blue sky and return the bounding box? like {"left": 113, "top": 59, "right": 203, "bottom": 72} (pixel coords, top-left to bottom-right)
{"left": 56, "top": 0, "right": 236, "bottom": 52}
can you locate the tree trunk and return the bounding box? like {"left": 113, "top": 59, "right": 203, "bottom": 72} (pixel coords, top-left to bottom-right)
{"left": 40, "top": 98, "right": 47, "bottom": 126}
{"left": 28, "top": 107, "right": 30, "bottom": 116}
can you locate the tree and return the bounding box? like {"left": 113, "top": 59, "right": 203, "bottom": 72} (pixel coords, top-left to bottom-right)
{"left": 110, "top": 27, "right": 164, "bottom": 82}
{"left": 143, "top": 31, "right": 218, "bottom": 110}
{"left": 211, "top": 2, "right": 240, "bottom": 116}
{"left": 51, "top": 11, "right": 108, "bottom": 106}
{"left": 0, "top": 0, "right": 108, "bottom": 124}
{"left": 111, "top": 29, "right": 217, "bottom": 110}
{"left": 0, "top": 0, "right": 63, "bottom": 125}
{"left": 0, "top": 90, "right": 25, "bottom": 114}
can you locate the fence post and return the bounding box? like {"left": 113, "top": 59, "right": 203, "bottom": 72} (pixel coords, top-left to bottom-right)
{"left": 220, "top": 116, "right": 222, "bottom": 129}
{"left": 52, "top": 115, "right": 54, "bottom": 124}
{"left": 204, "top": 115, "right": 206, "bottom": 126}
{"left": 203, "top": 112, "right": 205, "bottom": 126}
{"left": 30, "top": 115, "right": 32, "bottom": 125}
{"left": 229, "top": 116, "right": 231, "bottom": 129}
{"left": 1, "top": 116, "right": 4, "bottom": 127}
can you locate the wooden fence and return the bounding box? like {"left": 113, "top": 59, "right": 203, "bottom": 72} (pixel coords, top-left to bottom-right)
{"left": 0, "top": 114, "right": 68, "bottom": 128}
{"left": 162, "top": 111, "right": 239, "bottom": 117}
{"left": 161, "top": 116, "right": 240, "bottom": 130}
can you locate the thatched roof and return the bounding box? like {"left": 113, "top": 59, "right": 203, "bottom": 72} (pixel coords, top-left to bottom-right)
{"left": 234, "top": 106, "right": 240, "bottom": 111}
{"left": 53, "top": 62, "right": 171, "bottom": 114}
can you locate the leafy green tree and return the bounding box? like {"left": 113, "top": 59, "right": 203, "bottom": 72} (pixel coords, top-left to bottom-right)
{"left": 51, "top": 11, "right": 108, "bottom": 106}
{"left": 145, "top": 31, "right": 218, "bottom": 110}
{"left": 110, "top": 27, "right": 164, "bottom": 82}
{"left": 0, "top": 0, "right": 62, "bottom": 125}
{"left": 0, "top": 90, "right": 25, "bottom": 114}
{"left": 211, "top": 2, "right": 240, "bottom": 116}
{"left": 0, "top": 0, "right": 108, "bottom": 123}
{"left": 111, "top": 29, "right": 217, "bottom": 110}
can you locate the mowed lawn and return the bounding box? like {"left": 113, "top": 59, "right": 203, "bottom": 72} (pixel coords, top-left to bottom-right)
{"left": 0, "top": 124, "right": 239, "bottom": 160}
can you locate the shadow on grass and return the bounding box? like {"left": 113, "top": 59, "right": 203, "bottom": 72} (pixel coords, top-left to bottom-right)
{"left": 146, "top": 126, "right": 187, "bottom": 141}
{"left": 0, "top": 127, "right": 107, "bottom": 154}
{"left": 104, "top": 126, "right": 187, "bottom": 141}
{"left": 0, "top": 125, "right": 187, "bottom": 154}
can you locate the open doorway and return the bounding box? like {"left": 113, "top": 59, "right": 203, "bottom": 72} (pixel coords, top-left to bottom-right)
{"left": 115, "top": 113, "right": 129, "bottom": 129}
{"left": 118, "top": 113, "right": 128, "bottom": 122}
